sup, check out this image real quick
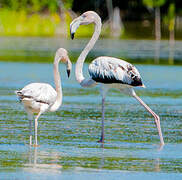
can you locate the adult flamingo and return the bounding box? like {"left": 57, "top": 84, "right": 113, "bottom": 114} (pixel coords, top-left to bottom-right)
{"left": 15, "top": 48, "right": 72, "bottom": 146}
{"left": 70, "top": 11, "right": 164, "bottom": 145}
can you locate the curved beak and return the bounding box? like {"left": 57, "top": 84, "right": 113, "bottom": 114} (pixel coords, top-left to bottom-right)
{"left": 67, "top": 69, "right": 70, "bottom": 78}
{"left": 71, "top": 32, "right": 75, "bottom": 40}
{"left": 70, "top": 16, "right": 83, "bottom": 40}
{"left": 66, "top": 57, "right": 72, "bottom": 78}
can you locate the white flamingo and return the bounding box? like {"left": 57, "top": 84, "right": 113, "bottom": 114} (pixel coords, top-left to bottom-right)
{"left": 15, "top": 48, "right": 72, "bottom": 146}
{"left": 70, "top": 11, "right": 164, "bottom": 145}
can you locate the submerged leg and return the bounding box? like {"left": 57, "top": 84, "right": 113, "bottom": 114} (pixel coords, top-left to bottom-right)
{"left": 34, "top": 111, "right": 42, "bottom": 147}
{"left": 27, "top": 112, "right": 33, "bottom": 146}
{"left": 133, "top": 93, "right": 164, "bottom": 146}
{"left": 33, "top": 147, "right": 38, "bottom": 165}
{"left": 29, "top": 119, "right": 32, "bottom": 146}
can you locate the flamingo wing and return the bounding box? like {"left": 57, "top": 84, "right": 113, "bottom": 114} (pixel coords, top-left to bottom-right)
{"left": 15, "top": 83, "right": 57, "bottom": 105}
{"left": 88, "top": 57, "right": 143, "bottom": 87}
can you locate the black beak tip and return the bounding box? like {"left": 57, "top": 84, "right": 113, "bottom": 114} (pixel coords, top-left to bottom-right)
{"left": 71, "top": 33, "right": 75, "bottom": 40}
{"left": 67, "top": 69, "right": 71, "bottom": 78}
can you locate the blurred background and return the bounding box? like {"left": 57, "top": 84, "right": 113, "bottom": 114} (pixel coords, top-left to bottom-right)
{"left": 0, "top": 0, "right": 182, "bottom": 64}
{"left": 0, "top": 0, "right": 180, "bottom": 39}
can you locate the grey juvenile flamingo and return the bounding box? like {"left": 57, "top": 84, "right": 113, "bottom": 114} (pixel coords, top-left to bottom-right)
{"left": 70, "top": 11, "right": 164, "bottom": 145}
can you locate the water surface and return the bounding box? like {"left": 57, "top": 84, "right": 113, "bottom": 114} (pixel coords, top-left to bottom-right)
{"left": 0, "top": 37, "right": 182, "bottom": 64}
{"left": 0, "top": 62, "right": 182, "bottom": 179}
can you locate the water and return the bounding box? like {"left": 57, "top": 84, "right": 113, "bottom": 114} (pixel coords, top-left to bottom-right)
{"left": 0, "top": 61, "right": 182, "bottom": 179}
{"left": 0, "top": 37, "right": 182, "bottom": 64}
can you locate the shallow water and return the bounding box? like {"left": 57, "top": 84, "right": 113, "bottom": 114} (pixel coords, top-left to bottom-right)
{"left": 0, "top": 62, "right": 182, "bottom": 179}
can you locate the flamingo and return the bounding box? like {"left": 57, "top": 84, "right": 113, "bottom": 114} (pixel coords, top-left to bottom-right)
{"left": 70, "top": 11, "right": 164, "bottom": 145}
{"left": 15, "top": 48, "right": 72, "bottom": 146}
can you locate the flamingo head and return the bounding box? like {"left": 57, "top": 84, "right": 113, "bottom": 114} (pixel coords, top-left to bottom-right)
{"left": 70, "top": 11, "right": 101, "bottom": 39}
{"left": 54, "top": 48, "right": 72, "bottom": 78}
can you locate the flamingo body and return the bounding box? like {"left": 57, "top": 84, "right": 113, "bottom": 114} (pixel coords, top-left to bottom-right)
{"left": 70, "top": 11, "right": 164, "bottom": 145}
{"left": 15, "top": 83, "right": 57, "bottom": 113}
{"left": 89, "top": 57, "right": 143, "bottom": 87}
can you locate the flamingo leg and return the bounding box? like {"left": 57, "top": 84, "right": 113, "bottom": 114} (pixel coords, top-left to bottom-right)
{"left": 133, "top": 94, "right": 164, "bottom": 146}
{"left": 27, "top": 112, "right": 33, "bottom": 146}
{"left": 98, "top": 96, "right": 105, "bottom": 143}
{"left": 34, "top": 112, "right": 42, "bottom": 146}
{"left": 29, "top": 119, "right": 32, "bottom": 146}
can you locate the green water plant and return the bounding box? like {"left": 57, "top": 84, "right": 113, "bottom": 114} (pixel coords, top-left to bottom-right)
{"left": 0, "top": 9, "right": 61, "bottom": 36}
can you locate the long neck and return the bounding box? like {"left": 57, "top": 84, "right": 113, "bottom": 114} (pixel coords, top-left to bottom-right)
{"left": 50, "top": 59, "right": 62, "bottom": 112}
{"left": 75, "top": 19, "right": 102, "bottom": 84}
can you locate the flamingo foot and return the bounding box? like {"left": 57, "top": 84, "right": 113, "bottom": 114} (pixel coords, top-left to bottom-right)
{"left": 97, "top": 140, "right": 104, "bottom": 143}
{"left": 97, "top": 136, "right": 104, "bottom": 143}
{"left": 32, "top": 144, "right": 40, "bottom": 147}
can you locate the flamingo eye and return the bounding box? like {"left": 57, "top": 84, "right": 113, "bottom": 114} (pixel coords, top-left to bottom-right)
{"left": 82, "top": 14, "right": 86, "bottom": 18}
{"left": 130, "top": 73, "right": 136, "bottom": 79}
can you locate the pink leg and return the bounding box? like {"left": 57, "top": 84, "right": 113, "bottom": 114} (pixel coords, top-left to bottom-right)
{"left": 98, "top": 85, "right": 108, "bottom": 143}
{"left": 34, "top": 111, "right": 42, "bottom": 147}
{"left": 98, "top": 96, "right": 105, "bottom": 143}
{"left": 133, "top": 94, "right": 164, "bottom": 146}
{"left": 29, "top": 119, "right": 32, "bottom": 146}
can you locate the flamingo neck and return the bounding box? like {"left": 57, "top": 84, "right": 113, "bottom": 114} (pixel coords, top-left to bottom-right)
{"left": 50, "top": 59, "right": 62, "bottom": 112}
{"left": 75, "top": 19, "right": 102, "bottom": 84}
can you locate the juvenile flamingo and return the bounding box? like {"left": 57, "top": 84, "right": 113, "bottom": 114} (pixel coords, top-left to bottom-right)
{"left": 15, "top": 48, "right": 72, "bottom": 146}
{"left": 70, "top": 11, "right": 164, "bottom": 145}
